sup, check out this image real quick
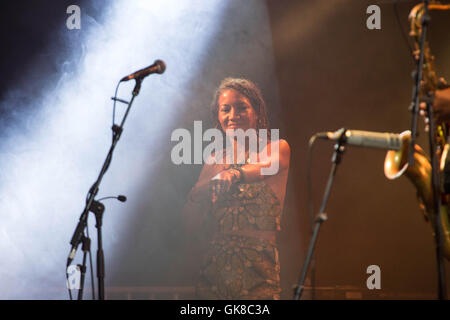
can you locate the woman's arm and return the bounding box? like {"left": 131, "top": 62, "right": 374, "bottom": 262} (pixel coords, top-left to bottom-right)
{"left": 188, "top": 161, "right": 227, "bottom": 204}
{"left": 239, "top": 139, "right": 290, "bottom": 182}
{"left": 211, "top": 139, "right": 290, "bottom": 198}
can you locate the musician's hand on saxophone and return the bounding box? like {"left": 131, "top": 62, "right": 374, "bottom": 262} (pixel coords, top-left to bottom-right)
{"left": 419, "top": 87, "right": 450, "bottom": 130}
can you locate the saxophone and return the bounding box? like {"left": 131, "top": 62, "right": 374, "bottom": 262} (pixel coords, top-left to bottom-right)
{"left": 384, "top": 1, "right": 450, "bottom": 259}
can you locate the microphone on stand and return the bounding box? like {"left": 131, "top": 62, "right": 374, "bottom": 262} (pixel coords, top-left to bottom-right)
{"left": 120, "top": 60, "right": 166, "bottom": 82}
{"left": 97, "top": 195, "right": 127, "bottom": 202}
{"left": 315, "top": 128, "right": 408, "bottom": 150}
{"left": 67, "top": 195, "right": 127, "bottom": 266}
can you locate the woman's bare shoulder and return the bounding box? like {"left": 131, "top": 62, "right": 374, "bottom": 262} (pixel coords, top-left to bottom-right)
{"left": 277, "top": 139, "right": 290, "bottom": 153}
{"left": 264, "top": 138, "right": 291, "bottom": 160}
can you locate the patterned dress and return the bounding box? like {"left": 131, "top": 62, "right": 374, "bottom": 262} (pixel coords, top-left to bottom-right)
{"left": 196, "top": 165, "right": 282, "bottom": 300}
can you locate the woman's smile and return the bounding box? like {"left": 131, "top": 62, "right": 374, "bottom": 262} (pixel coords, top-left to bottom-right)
{"left": 226, "top": 121, "right": 243, "bottom": 129}
{"left": 218, "top": 89, "right": 258, "bottom": 132}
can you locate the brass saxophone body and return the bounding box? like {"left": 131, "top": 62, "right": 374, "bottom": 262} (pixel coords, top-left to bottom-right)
{"left": 384, "top": 1, "right": 450, "bottom": 259}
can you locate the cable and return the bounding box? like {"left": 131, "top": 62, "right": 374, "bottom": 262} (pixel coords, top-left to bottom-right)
{"left": 112, "top": 80, "right": 121, "bottom": 134}
{"left": 306, "top": 134, "right": 318, "bottom": 300}
{"left": 86, "top": 220, "right": 96, "bottom": 300}
{"left": 66, "top": 220, "right": 95, "bottom": 300}
{"left": 307, "top": 135, "right": 317, "bottom": 235}
{"left": 85, "top": 81, "right": 120, "bottom": 204}
{"left": 69, "top": 81, "right": 125, "bottom": 300}
{"left": 393, "top": 0, "right": 416, "bottom": 64}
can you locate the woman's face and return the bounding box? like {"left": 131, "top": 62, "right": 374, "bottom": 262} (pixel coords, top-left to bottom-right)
{"left": 217, "top": 89, "right": 258, "bottom": 132}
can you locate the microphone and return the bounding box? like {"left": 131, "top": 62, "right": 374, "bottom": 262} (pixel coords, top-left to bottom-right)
{"left": 96, "top": 195, "right": 127, "bottom": 202}
{"left": 316, "top": 128, "right": 408, "bottom": 150}
{"left": 67, "top": 196, "right": 126, "bottom": 266}
{"left": 120, "top": 60, "right": 166, "bottom": 82}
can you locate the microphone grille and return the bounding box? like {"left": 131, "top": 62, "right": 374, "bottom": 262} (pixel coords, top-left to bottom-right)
{"left": 118, "top": 195, "right": 127, "bottom": 202}
{"left": 155, "top": 60, "right": 166, "bottom": 74}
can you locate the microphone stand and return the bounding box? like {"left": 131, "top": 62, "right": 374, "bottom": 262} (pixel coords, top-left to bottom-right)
{"left": 67, "top": 78, "right": 143, "bottom": 300}
{"left": 89, "top": 200, "right": 106, "bottom": 300}
{"left": 77, "top": 234, "right": 91, "bottom": 300}
{"left": 426, "top": 101, "right": 447, "bottom": 300}
{"left": 407, "top": 0, "right": 447, "bottom": 300}
{"left": 294, "top": 129, "right": 347, "bottom": 300}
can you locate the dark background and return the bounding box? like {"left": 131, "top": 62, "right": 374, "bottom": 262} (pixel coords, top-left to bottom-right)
{"left": 1, "top": 0, "right": 449, "bottom": 299}
{"left": 265, "top": 0, "right": 450, "bottom": 298}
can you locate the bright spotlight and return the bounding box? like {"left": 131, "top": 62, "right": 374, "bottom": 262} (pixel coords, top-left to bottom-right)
{"left": 0, "top": 0, "right": 230, "bottom": 299}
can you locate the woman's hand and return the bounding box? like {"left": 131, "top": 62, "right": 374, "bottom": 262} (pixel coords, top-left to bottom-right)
{"left": 210, "top": 168, "right": 241, "bottom": 204}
